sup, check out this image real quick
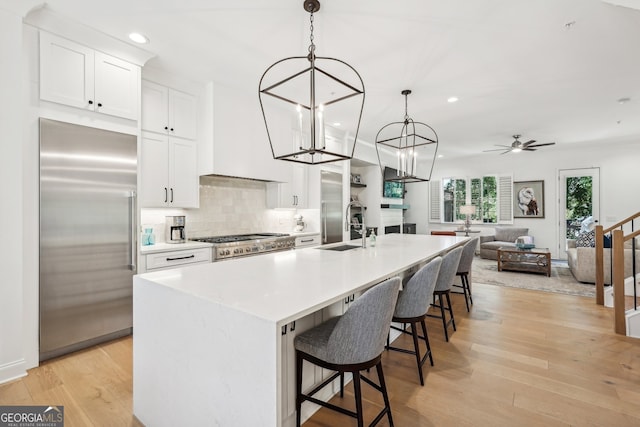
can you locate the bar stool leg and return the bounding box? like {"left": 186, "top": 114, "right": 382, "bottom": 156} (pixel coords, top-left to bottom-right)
{"left": 376, "top": 361, "right": 394, "bottom": 427}
{"left": 352, "top": 371, "right": 364, "bottom": 427}
{"left": 410, "top": 321, "right": 424, "bottom": 386}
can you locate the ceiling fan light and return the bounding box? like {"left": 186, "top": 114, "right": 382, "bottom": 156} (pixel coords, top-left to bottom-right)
{"left": 512, "top": 148, "right": 522, "bottom": 153}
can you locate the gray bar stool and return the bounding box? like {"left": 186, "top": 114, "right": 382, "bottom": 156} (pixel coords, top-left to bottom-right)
{"left": 428, "top": 246, "right": 463, "bottom": 342}
{"left": 386, "top": 256, "right": 442, "bottom": 385}
{"left": 294, "top": 277, "right": 401, "bottom": 427}
{"left": 453, "top": 237, "right": 479, "bottom": 311}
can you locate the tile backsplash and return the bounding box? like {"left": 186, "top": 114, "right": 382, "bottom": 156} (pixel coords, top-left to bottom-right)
{"left": 141, "top": 175, "right": 317, "bottom": 242}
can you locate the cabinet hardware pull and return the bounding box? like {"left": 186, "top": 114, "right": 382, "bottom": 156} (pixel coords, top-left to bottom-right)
{"left": 166, "top": 255, "right": 195, "bottom": 261}
{"left": 170, "top": 128, "right": 174, "bottom": 132}
{"left": 170, "top": 188, "right": 174, "bottom": 203}
{"left": 290, "top": 321, "right": 296, "bottom": 332}
{"left": 88, "top": 100, "right": 93, "bottom": 105}
{"left": 164, "top": 126, "right": 168, "bottom": 130}
{"left": 345, "top": 297, "right": 350, "bottom": 304}
{"left": 281, "top": 325, "right": 287, "bottom": 335}
{"left": 97, "top": 102, "right": 102, "bottom": 107}
{"left": 350, "top": 294, "right": 355, "bottom": 302}
{"left": 164, "top": 187, "right": 168, "bottom": 203}
{"left": 301, "top": 239, "right": 313, "bottom": 243}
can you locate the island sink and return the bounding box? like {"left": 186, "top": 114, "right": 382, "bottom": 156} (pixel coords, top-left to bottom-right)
{"left": 317, "top": 244, "right": 361, "bottom": 251}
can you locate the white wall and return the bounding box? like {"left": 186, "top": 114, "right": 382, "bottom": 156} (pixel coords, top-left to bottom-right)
{"left": 0, "top": 5, "right": 28, "bottom": 384}
{"left": 405, "top": 140, "right": 640, "bottom": 258}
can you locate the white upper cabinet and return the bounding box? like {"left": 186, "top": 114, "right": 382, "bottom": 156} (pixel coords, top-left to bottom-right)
{"left": 266, "top": 163, "right": 308, "bottom": 209}
{"left": 142, "top": 80, "right": 196, "bottom": 140}
{"left": 39, "top": 32, "right": 139, "bottom": 120}
{"left": 140, "top": 131, "right": 198, "bottom": 208}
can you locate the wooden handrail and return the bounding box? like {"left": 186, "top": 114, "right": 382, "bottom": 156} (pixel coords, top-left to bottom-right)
{"left": 603, "top": 211, "right": 640, "bottom": 234}
{"left": 595, "top": 212, "right": 640, "bottom": 306}
{"left": 611, "top": 227, "right": 639, "bottom": 335}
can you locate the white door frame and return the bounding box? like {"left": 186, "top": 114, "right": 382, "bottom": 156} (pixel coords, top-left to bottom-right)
{"left": 558, "top": 167, "right": 600, "bottom": 260}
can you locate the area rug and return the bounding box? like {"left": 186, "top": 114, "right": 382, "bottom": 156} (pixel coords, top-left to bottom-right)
{"left": 471, "top": 257, "right": 596, "bottom": 297}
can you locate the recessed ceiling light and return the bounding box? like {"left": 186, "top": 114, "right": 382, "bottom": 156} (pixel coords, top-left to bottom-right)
{"left": 447, "top": 97, "right": 458, "bottom": 103}
{"left": 332, "top": 122, "right": 341, "bottom": 127}
{"left": 617, "top": 97, "right": 631, "bottom": 104}
{"left": 437, "top": 154, "right": 444, "bottom": 158}
{"left": 128, "top": 32, "right": 149, "bottom": 44}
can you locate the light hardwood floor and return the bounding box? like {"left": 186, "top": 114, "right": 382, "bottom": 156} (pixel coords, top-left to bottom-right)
{"left": 1, "top": 283, "right": 639, "bottom": 426}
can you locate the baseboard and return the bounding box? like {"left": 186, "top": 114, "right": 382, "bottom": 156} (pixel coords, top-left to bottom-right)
{"left": 626, "top": 310, "right": 640, "bottom": 338}
{"left": 0, "top": 358, "right": 27, "bottom": 385}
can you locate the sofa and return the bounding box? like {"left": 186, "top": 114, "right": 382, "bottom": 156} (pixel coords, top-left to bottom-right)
{"left": 566, "top": 238, "right": 640, "bottom": 284}
{"left": 479, "top": 227, "right": 530, "bottom": 260}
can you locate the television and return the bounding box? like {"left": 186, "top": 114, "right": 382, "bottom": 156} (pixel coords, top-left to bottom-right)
{"left": 383, "top": 167, "right": 405, "bottom": 199}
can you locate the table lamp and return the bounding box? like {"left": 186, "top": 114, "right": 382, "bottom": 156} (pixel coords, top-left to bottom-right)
{"left": 459, "top": 205, "right": 476, "bottom": 235}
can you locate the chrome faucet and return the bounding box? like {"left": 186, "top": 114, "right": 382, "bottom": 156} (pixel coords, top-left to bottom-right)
{"left": 345, "top": 200, "right": 367, "bottom": 248}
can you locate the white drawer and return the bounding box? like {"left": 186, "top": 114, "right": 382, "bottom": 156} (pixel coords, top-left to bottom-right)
{"left": 295, "top": 234, "right": 320, "bottom": 248}
{"left": 144, "top": 247, "right": 212, "bottom": 271}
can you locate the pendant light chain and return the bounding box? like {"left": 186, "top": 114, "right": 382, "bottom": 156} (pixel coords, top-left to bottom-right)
{"left": 308, "top": 11, "right": 316, "bottom": 56}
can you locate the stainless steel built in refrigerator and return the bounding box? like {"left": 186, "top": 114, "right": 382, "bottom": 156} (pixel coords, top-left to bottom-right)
{"left": 39, "top": 119, "right": 137, "bottom": 361}
{"left": 320, "top": 170, "right": 343, "bottom": 244}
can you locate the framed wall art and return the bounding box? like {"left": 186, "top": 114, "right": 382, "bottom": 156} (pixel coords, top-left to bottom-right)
{"left": 513, "top": 180, "right": 545, "bottom": 218}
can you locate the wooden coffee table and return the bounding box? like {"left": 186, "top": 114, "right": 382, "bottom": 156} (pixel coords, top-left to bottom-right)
{"left": 497, "top": 247, "right": 551, "bottom": 277}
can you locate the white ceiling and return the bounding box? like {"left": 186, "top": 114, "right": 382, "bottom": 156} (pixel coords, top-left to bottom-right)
{"left": 27, "top": 0, "right": 640, "bottom": 159}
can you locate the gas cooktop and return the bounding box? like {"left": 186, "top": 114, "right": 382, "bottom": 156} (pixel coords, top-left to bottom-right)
{"left": 191, "top": 233, "right": 290, "bottom": 244}
{"left": 190, "top": 233, "right": 295, "bottom": 261}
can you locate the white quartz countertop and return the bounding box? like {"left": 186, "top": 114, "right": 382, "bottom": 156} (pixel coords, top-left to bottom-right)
{"left": 136, "top": 234, "right": 467, "bottom": 325}
{"left": 291, "top": 231, "right": 320, "bottom": 237}
{"left": 140, "top": 241, "right": 213, "bottom": 254}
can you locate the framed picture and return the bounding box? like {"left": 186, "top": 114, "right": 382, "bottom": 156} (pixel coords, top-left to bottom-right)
{"left": 513, "top": 180, "right": 545, "bottom": 218}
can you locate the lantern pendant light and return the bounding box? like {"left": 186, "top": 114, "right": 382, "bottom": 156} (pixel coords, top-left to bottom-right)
{"left": 258, "top": 0, "right": 365, "bottom": 165}
{"left": 375, "top": 90, "right": 439, "bottom": 183}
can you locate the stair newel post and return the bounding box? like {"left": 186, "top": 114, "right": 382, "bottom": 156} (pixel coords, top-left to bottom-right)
{"left": 612, "top": 229, "right": 626, "bottom": 335}
{"left": 595, "top": 225, "right": 605, "bottom": 305}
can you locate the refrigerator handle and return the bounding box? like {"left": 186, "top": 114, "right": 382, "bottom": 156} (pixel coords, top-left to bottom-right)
{"left": 322, "top": 201, "right": 327, "bottom": 243}
{"left": 128, "top": 191, "right": 137, "bottom": 272}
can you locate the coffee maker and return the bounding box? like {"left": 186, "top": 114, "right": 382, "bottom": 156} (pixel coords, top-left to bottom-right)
{"left": 165, "top": 216, "right": 186, "bottom": 243}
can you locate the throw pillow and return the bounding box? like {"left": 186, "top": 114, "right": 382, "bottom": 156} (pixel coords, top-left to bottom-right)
{"left": 576, "top": 230, "right": 595, "bottom": 247}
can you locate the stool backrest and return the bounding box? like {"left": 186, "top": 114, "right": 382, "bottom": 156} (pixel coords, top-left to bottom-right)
{"left": 457, "top": 237, "right": 479, "bottom": 274}
{"left": 434, "top": 246, "right": 463, "bottom": 292}
{"left": 327, "top": 277, "right": 401, "bottom": 365}
{"left": 394, "top": 257, "right": 442, "bottom": 319}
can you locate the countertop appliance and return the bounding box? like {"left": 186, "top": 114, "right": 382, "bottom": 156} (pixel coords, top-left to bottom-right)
{"left": 191, "top": 233, "right": 295, "bottom": 261}
{"left": 165, "top": 215, "right": 186, "bottom": 243}
{"left": 321, "top": 170, "right": 343, "bottom": 244}
{"left": 39, "top": 119, "right": 137, "bottom": 361}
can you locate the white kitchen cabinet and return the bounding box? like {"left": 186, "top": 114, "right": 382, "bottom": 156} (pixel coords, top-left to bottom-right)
{"left": 267, "top": 163, "right": 308, "bottom": 209}
{"left": 142, "top": 247, "right": 212, "bottom": 272}
{"left": 140, "top": 131, "right": 198, "bottom": 208}
{"left": 142, "top": 80, "right": 197, "bottom": 140}
{"left": 294, "top": 234, "right": 320, "bottom": 248}
{"left": 281, "top": 313, "right": 323, "bottom": 423}
{"left": 40, "top": 31, "right": 139, "bottom": 120}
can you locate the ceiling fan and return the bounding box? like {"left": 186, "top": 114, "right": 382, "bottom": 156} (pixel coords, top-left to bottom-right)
{"left": 483, "top": 135, "right": 556, "bottom": 154}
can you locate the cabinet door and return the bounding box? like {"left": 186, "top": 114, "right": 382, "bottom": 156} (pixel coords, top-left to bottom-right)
{"left": 169, "top": 139, "right": 199, "bottom": 208}
{"left": 40, "top": 32, "right": 94, "bottom": 110}
{"left": 291, "top": 164, "right": 308, "bottom": 208}
{"left": 283, "top": 314, "right": 319, "bottom": 420}
{"left": 94, "top": 52, "right": 139, "bottom": 120}
{"left": 141, "top": 80, "right": 169, "bottom": 133}
{"left": 140, "top": 132, "right": 170, "bottom": 207}
{"left": 169, "top": 89, "right": 197, "bottom": 140}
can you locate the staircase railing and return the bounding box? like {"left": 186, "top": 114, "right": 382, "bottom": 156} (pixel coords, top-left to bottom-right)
{"left": 611, "top": 228, "right": 640, "bottom": 334}
{"left": 595, "top": 211, "right": 640, "bottom": 305}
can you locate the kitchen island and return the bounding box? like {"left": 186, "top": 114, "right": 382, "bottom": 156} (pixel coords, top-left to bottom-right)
{"left": 133, "top": 233, "right": 466, "bottom": 427}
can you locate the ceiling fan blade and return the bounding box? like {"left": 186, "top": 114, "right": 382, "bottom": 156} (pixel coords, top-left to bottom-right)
{"left": 482, "top": 145, "right": 512, "bottom": 152}
{"left": 527, "top": 142, "right": 556, "bottom": 148}
{"left": 523, "top": 148, "right": 537, "bottom": 151}
{"left": 499, "top": 149, "right": 512, "bottom": 155}
{"left": 521, "top": 139, "right": 536, "bottom": 147}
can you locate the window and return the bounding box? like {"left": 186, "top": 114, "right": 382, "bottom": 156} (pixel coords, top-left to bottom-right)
{"left": 430, "top": 175, "right": 512, "bottom": 224}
